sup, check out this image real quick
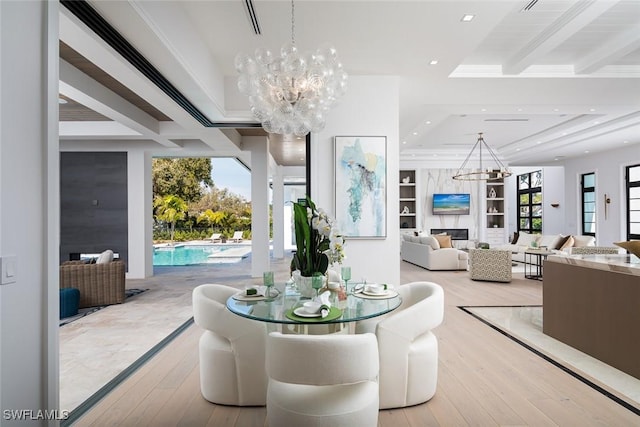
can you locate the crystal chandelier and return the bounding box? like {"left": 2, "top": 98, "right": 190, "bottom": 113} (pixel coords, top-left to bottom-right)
{"left": 234, "top": 0, "right": 348, "bottom": 136}
{"left": 452, "top": 133, "right": 513, "bottom": 181}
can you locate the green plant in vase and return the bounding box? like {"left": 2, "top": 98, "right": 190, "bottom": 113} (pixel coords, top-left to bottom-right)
{"left": 291, "top": 197, "right": 345, "bottom": 297}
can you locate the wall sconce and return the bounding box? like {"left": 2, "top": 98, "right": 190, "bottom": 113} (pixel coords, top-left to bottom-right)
{"left": 604, "top": 193, "right": 611, "bottom": 220}
{"left": 550, "top": 202, "right": 560, "bottom": 208}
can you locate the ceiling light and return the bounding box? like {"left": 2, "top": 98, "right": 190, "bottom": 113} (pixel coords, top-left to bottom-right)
{"left": 425, "top": 121, "right": 431, "bottom": 125}
{"left": 413, "top": 132, "right": 418, "bottom": 135}
{"left": 536, "top": 141, "right": 542, "bottom": 144}
{"left": 481, "top": 108, "right": 486, "bottom": 112}
{"left": 452, "top": 133, "right": 512, "bottom": 181}
{"left": 235, "top": 0, "right": 347, "bottom": 136}
{"left": 623, "top": 140, "right": 629, "bottom": 144}
{"left": 553, "top": 108, "right": 559, "bottom": 112}
{"left": 461, "top": 14, "right": 475, "bottom": 22}
{"left": 402, "top": 141, "right": 407, "bottom": 144}
{"left": 516, "top": 108, "right": 522, "bottom": 112}
{"left": 594, "top": 121, "right": 600, "bottom": 125}
{"left": 429, "top": 60, "right": 438, "bottom": 65}
{"left": 585, "top": 150, "right": 590, "bottom": 153}
{"left": 58, "top": 97, "right": 68, "bottom": 104}
{"left": 589, "top": 108, "right": 596, "bottom": 112}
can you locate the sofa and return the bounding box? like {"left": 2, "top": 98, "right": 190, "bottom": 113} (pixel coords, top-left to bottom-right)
{"left": 494, "top": 232, "right": 598, "bottom": 263}
{"left": 60, "top": 250, "right": 126, "bottom": 308}
{"left": 401, "top": 233, "right": 468, "bottom": 270}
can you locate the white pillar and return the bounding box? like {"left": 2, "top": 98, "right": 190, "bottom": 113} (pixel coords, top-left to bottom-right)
{"left": 273, "top": 165, "right": 285, "bottom": 259}
{"left": 245, "top": 136, "right": 270, "bottom": 277}
{"left": 127, "top": 149, "right": 153, "bottom": 278}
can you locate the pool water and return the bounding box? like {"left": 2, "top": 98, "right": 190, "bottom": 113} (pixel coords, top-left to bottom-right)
{"left": 153, "top": 245, "right": 244, "bottom": 266}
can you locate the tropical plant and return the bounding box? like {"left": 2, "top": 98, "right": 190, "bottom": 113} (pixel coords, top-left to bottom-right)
{"left": 153, "top": 195, "right": 188, "bottom": 243}
{"left": 291, "top": 196, "right": 345, "bottom": 277}
{"left": 196, "top": 209, "right": 226, "bottom": 233}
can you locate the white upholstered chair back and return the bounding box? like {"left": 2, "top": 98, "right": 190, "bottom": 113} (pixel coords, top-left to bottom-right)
{"left": 266, "top": 332, "right": 379, "bottom": 427}
{"left": 192, "top": 284, "right": 267, "bottom": 406}
{"left": 376, "top": 281, "right": 444, "bottom": 408}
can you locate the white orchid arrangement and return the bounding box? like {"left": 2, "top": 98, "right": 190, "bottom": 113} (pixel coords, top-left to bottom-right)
{"left": 291, "top": 197, "right": 345, "bottom": 276}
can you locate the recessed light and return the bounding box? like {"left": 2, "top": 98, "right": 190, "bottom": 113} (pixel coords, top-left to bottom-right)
{"left": 461, "top": 14, "right": 475, "bottom": 22}
{"left": 411, "top": 154, "right": 416, "bottom": 157}
{"left": 553, "top": 108, "right": 559, "bottom": 112}
{"left": 413, "top": 132, "right": 418, "bottom": 135}
{"left": 481, "top": 108, "right": 486, "bottom": 112}
{"left": 429, "top": 60, "right": 438, "bottom": 65}
{"left": 58, "top": 97, "right": 68, "bottom": 104}
{"left": 516, "top": 108, "right": 523, "bottom": 112}
{"left": 594, "top": 121, "right": 600, "bottom": 125}
{"left": 585, "top": 150, "right": 590, "bottom": 153}
{"left": 402, "top": 141, "right": 407, "bottom": 145}
{"left": 589, "top": 108, "right": 596, "bottom": 112}
{"left": 516, "top": 148, "right": 521, "bottom": 151}
{"left": 562, "top": 132, "right": 567, "bottom": 136}
{"left": 425, "top": 121, "right": 431, "bottom": 125}
{"left": 623, "top": 140, "right": 629, "bottom": 144}
{"left": 536, "top": 141, "right": 542, "bottom": 144}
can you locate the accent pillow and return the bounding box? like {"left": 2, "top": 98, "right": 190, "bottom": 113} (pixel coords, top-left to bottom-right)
{"left": 510, "top": 232, "right": 519, "bottom": 244}
{"left": 434, "top": 234, "right": 452, "bottom": 248}
{"left": 515, "top": 232, "right": 538, "bottom": 247}
{"left": 420, "top": 235, "right": 440, "bottom": 250}
{"left": 614, "top": 241, "right": 640, "bottom": 258}
{"left": 554, "top": 235, "right": 571, "bottom": 250}
{"left": 572, "top": 235, "right": 596, "bottom": 247}
{"left": 96, "top": 249, "right": 114, "bottom": 264}
{"left": 559, "top": 236, "right": 575, "bottom": 250}
{"left": 538, "top": 234, "right": 562, "bottom": 248}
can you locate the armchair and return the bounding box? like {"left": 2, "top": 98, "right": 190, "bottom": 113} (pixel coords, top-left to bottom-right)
{"left": 59, "top": 260, "right": 126, "bottom": 308}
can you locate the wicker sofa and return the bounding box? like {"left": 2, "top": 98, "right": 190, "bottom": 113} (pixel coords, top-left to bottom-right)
{"left": 59, "top": 260, "right": 126, "bottom": 308}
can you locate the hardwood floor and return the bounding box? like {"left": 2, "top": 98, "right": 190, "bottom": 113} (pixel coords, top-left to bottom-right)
{"left": 72, "top": 259, "right": 639, "bottom": 426}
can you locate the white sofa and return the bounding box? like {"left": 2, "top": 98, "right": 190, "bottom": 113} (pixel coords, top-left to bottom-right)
{"left": 401, "top": 234, "right": 468, "bottom": 270}
{"left": 494, "top": 232, "right": 598, "bottom": 263}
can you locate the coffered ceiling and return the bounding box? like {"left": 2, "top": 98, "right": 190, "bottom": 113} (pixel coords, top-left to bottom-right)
{"left": 58, "top": 0, "right": 640, "bottom": 167}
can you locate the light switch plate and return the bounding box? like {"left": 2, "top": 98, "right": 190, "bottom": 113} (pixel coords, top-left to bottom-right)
{"left": 1, "top": 255, "right": 17, "bottom": 285}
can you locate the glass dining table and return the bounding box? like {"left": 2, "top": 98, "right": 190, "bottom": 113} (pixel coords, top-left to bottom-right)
{"left": 226, "top": 283, "right": 402, "bottom": 334}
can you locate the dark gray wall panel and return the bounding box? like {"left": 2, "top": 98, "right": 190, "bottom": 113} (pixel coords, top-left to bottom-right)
{"left": 60, "top": 152, "right": 128, "bottom": 268}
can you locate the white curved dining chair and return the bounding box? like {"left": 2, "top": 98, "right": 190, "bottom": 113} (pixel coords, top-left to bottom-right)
{"left": 357, "top": 281, "right": 444, "bottom": 409}
{"left": 266, "top": 331, "right": 379, "bottom": 427}
{"left": 192, "top": 284, "right": 267, "bottom": 406}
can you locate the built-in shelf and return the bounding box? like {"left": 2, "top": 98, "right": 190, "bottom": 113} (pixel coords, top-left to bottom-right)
{"left": 485, "top": 178, "right": 505, "bottom": 245}
{"left": 400, "top": 170, "right": 416, "bottom": 229}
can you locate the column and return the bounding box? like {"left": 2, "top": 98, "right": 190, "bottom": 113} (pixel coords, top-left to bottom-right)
{"left": 244, "top": 136, "right": 270, "bottom": 277}
{"left": 127, "top": 149, "right": 153, "bottom": 278}
{"left": 272, "top": 165, "right": 285, "bottom": 259}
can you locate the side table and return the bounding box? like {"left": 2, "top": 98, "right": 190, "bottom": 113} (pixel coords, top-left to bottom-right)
{"left": 524, "top": 250, "right": 553, "bottom": 280}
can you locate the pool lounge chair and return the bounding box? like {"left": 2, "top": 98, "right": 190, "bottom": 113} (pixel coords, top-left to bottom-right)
{"left": 207, "top": 233, "right": 222, "bottom": 243}
{"left": 230, "top": 231, "right": 244, "bottom": 242}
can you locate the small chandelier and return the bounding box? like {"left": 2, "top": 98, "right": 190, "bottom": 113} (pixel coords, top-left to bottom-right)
{"left": 234, "top": 0, "right": 348, "bottom": 136}
{"left": 452, "top": 133, "right": 513, "bottom": 181}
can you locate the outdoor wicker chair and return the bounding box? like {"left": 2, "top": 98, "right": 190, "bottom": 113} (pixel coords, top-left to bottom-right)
{"left": 60, "top": 260, "right": 126, "bottom": 308}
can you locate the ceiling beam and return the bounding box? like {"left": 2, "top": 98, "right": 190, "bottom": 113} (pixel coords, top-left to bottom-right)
{"left": 503, "top": 0, "right": 619, "bottom": 75}
{"left": 575, "top": 22, "right": 640, "bottom": 74}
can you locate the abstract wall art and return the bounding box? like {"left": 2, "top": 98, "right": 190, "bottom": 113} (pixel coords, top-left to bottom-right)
{"left": 334, "top": 136, "right": 387, "bottom": 238}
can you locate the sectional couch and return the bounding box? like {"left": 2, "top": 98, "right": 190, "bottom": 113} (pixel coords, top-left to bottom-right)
{"left": 400, "top": 233, "right": 468, "bottom": 270}
{"left": 493, "top": 232, "right": 598, "bottom": 263}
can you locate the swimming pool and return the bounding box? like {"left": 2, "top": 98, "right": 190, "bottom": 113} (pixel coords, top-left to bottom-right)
{"left": 153, "top": 244, "right": 250, "bottom": 266}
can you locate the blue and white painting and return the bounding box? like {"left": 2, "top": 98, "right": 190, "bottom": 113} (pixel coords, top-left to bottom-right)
{"left": 335, "top": 136, "right": 386, "bottom": 238}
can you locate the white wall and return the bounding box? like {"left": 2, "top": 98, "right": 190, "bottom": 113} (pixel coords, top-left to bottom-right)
{"left": 563, "top": 144, "right": 640, "bottom": 245}
{"left": 311, "top": 76, "right": 400, "bottom": 285}
{"left": 1, "top": 0, "right": 59, "bottom": 420}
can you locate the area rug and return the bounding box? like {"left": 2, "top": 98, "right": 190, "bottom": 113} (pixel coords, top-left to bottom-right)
{"left": 60, "top": 288, "right": 148, "bottom": 327}
{"left": 461, "top": 305, "right": 640, "bottom": 416}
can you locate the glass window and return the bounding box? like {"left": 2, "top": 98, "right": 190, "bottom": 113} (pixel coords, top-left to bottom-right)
{"left": 581, "top": 172, "right": 596, "bottom": 236}
{"left": 517, "top": 170, "right": 542, "bottom": 234}
{"left": 626, "top": 165, "right": 640, "bottom": 240}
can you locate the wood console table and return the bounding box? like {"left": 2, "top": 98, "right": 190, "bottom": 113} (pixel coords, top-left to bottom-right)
{"left": 543, "top": 254, "right": 640, "bottom": 379}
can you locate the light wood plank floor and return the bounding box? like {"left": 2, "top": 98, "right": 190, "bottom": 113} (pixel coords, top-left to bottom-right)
{"left": 72, "top": 258, "right": 639, "bottom": 426}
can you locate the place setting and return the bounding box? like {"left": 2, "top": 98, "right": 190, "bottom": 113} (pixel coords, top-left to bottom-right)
{"left": 353, "top": 283, "right": 398, "bottom": 300}
{"left": 232, "top": 271, "right": 281, "bottom": 302}
{"left": 285, "top": 291, "right": 343, "bottom": 322}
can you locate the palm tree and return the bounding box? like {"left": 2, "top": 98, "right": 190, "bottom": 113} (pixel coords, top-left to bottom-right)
{"left": 154, "top": 195, "right": 188, "bottom": 243}
{"left": 196, "top": 209, "right": 226, "bottom": 234}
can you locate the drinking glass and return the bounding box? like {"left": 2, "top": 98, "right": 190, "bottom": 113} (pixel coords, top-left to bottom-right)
{"left": 341, "top": 266, "right": 351, "bottom": 294}
{"left": 263, "top": 271, "right": 274, "bottom": 298}
{"left": 311, "top": 273, "right": 324, "bottom": 299}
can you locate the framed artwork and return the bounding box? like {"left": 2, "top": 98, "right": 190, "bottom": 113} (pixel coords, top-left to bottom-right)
{"left": 334, "top": 136, "right": 387, "bottom": 238}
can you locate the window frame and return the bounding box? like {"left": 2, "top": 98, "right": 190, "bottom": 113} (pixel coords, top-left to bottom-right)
{"left": 626, "top": 164, "right": 640, "bottom": 241}
{"left": 517, "top": 170, "right": 543, "bottom": 234}
{"left": 581, "top": 172, "right": 596, "bottom": 237}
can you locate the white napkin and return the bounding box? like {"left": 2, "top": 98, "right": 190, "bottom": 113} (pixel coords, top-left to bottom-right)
{"left": 319, "top": 291, "right": 332, "bottom": 318}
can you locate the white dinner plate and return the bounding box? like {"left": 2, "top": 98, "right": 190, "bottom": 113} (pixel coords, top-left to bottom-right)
{"left": 293, "top": 307, "right": 322, "bottom": 318}
{"left": 363, "top": 289, "right": 389, "bottom": 297}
